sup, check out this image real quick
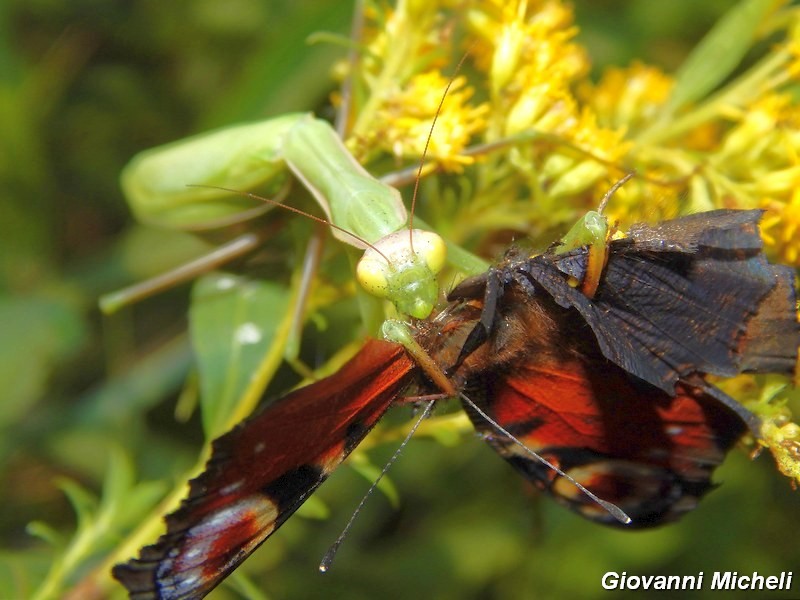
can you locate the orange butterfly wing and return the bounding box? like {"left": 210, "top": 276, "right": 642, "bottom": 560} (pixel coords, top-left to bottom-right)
{"left": 463, "top": 356, "right": 746, "bottom": 527}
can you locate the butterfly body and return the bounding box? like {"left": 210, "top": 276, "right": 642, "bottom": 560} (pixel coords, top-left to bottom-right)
{"left": 114, "top": 209, "right": 799, "bottom": 598}
{"left": 440, "top": 209, "right": 798, "bottom": 526}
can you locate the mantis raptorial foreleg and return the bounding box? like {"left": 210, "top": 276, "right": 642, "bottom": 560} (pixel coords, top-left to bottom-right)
{"left": 111, "top": 112, "right": 487, "bottom": 322}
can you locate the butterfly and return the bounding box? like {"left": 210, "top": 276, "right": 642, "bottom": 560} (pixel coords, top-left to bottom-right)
{"left": 113, "top": 209, "right": 799, "bottom": 599}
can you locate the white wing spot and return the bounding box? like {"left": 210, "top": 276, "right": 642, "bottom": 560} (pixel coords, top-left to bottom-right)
{"left": 193, "top": 495, "right": 279, "bottom": 537}
{"left": 220, "top": 480, "right": 245, "bottom": 495}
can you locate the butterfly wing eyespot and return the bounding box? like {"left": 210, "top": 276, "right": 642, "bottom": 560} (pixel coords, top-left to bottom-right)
{"left": 113, "top": 339, "right": 416, "bottom": 600}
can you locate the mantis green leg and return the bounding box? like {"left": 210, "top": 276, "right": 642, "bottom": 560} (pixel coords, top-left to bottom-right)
{"left": 554, "top": 173, "right": 633, "bottom": 298}
{"left": 118, "top": 112, "right": 486, "bottom": 319}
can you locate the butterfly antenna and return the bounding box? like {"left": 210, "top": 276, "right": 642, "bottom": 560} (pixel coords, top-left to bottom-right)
{"left": 597, "top": 171, "right": 635, "bottom": 214}
{"left": 186, "top": 184, "right": 393, "bottom": 264}
{"left": 459, "top": 392, "right": 632, "bottom": 525}
{"left": 319, "top": 398, "right": 438, "bottom": 572}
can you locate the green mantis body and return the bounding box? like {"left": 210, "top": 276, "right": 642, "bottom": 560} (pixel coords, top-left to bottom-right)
{"left": 117, "top": 112, "right": 489, "bottom": 320}
{"left": 98, "top": 106, "right": 483, "bottom": 586}
{"left": 115, "top": 105, "right": 622, "bottom": 363}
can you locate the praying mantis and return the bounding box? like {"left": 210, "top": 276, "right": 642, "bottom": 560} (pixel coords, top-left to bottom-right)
{"left": 99, "top": 66, "right": 501, "bottom": 600}
{"left": 113, "top": 111, "right": 487, "bottom": 321}
{"left": 102, "top": 106, "right": 498, "bottom": 438}
{"left": 106, "top": 97, "right": 620, "bottom": 443}
{"left": 105, "top": 54, "right": 645, "bottom": 600}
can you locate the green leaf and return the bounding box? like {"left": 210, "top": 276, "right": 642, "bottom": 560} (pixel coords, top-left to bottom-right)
{"left": 666, "top": 0, "right": 779, "bottom": 113}
{"left": 202, "top": 3, "right": 353, "bottom": 125}
{"left": 25, "top": 522, "right": 63, "bottom": 548}
{"left": 57, "top": 479, "right": 97, "bottom": 533}
{"left": 29, "top": 448, "right": 167, "bottom": 600}
{"left": 190, "top": 272, "right": 292, "bottom": 438}
{"left": 295, "top": 495, "right": 331, "bottom": 520}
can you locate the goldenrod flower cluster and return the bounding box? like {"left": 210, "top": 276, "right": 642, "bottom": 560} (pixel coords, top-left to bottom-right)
{"left": 342, "top": 0, "right": 800, "bottom": 484}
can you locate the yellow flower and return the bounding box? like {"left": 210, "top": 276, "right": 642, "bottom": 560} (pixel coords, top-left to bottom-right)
{"left": 547, "top": 109, "right": 632, "bottom": 199}
{"left": 367, "top": 72, "right": 489, "bottom": 171}
{"left": 762, "top": 188, "right": 800, "bottom": 264}
{"left": 580, "top": 62, "right": 673, "bottom": 134}
{"left": 760, "top": 416, "right": 800, "bottom": 485}
{"left": 717, "top": 94, "right": 796, "bottom": 166}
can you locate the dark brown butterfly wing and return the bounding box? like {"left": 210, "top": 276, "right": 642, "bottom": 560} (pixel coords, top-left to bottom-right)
{"left": 462, "top": 356, "right": 747, "bottom": 527}
{"left": 448, "top": 209, "right": 798, "bottom": 527}
{"left": 532, "top": 209, "right": 799, "bottom": 394}
{"left": 113, "top": 339, "right": 415, "bottom": 600}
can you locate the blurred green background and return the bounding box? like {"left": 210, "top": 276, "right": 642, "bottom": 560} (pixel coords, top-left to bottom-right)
{"left": 1, "top": 1, "right": 797, "bottom": 599}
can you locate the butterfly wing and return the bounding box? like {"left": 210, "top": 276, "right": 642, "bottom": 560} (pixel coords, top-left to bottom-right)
{"left": 530, "top": 209, "right": 800, "bottom": 394}
{"left": 462, "top": 355, "right": 747, "bottom": 527}
{"left": 113, "top": 338, "right": 415, "bottom": 600}
{"left": 444, "top": 209, "right": 796, "bottom": 525}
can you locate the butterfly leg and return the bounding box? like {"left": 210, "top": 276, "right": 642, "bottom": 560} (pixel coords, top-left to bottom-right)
{"left": 448, "top": 267, "right": 505, "bottom": 373}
